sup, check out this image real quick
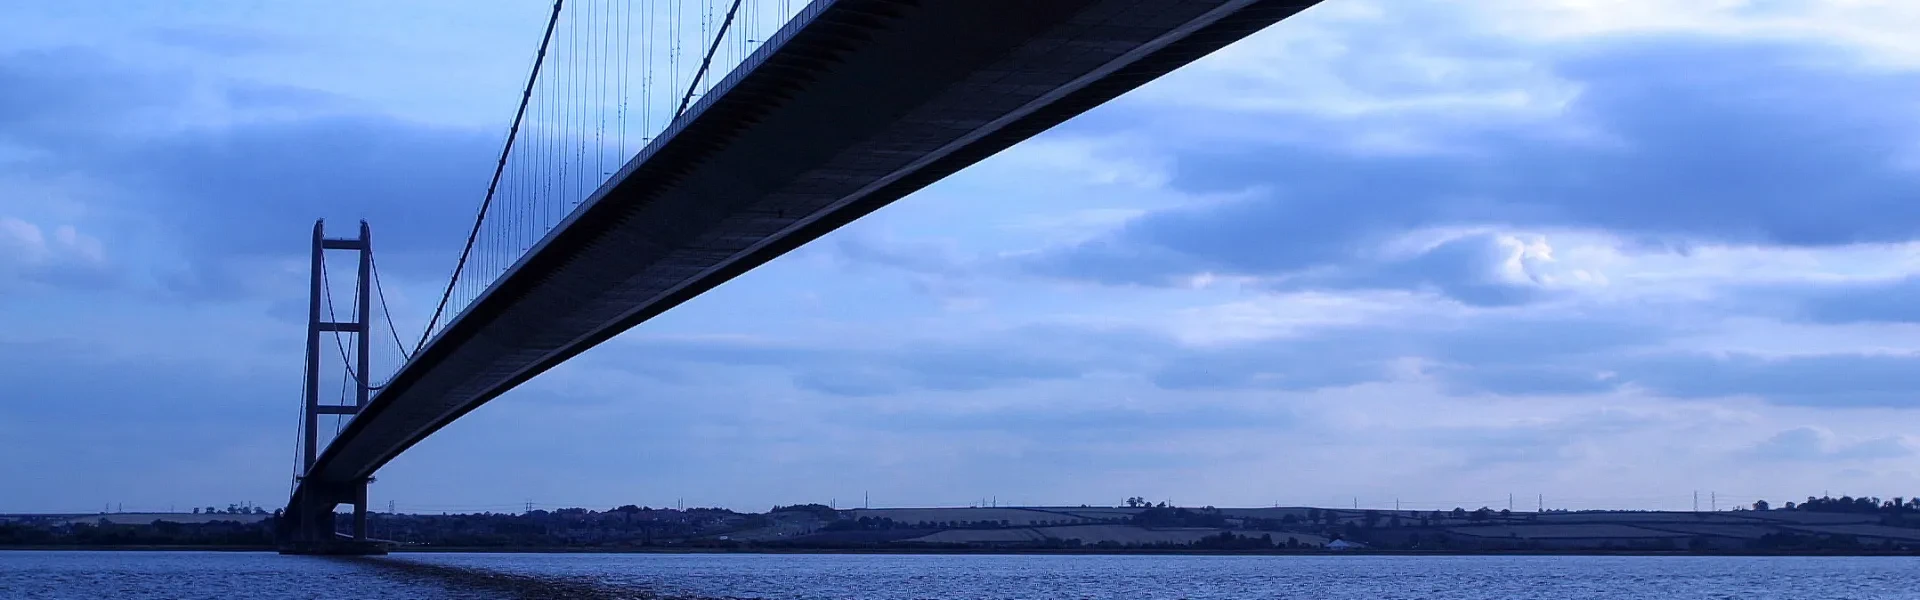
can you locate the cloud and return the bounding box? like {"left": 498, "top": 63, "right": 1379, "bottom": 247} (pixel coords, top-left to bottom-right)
{"left": 1745, "top": 427, "right": 1913, "bottom": 461}
{"left": 604, "top": 332, "right": 1113, "bottom": 398}
{"left": 0, "top": 217, "right": 111, "bottom": 290}
{"left": 147, "top": 27, "right": 296, "bottom": 56}
{"left": 1274, "top": 232, "right": 1554, "bottom": 306}
{"left": 606, "top": 312, "right": 1684, "bottom": 399}
{"left": 858, "top": 403, "right": 1300, "bottom": 437}
{"left": 1022, "top": 39, "right": 1920, "bottom": 295}
{"left": 1148, "top": 335, "right": 1390, "bottom": 391}
{"left": 0, "top": 48, "right": 499, "bottom": 300}
{"left": 1797, "top": 276, "right": 1920, "bottom": 324}
{"left": 833, "top": 236, "right": 983, "bottom": 306}
{"left": 1431, "top": 345, "right": 1920, "bottom": 408}
{"left": 0, "top": 48, "right": 183, "bottom": 143}
{"left": 1614, "top": 352, "right": 1920, "bottom": 408}
{"left": 112, "top": 116, "right": 494, "bottom": 266}
{"left": 0, "top": 338, "right": 285, "bottom": 424}
{"left": 1419, "top": 409, "right": 1662, "bottom": 468}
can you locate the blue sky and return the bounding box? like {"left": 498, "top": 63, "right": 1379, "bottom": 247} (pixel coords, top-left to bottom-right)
{"left": 4, "top": 0, "right": 1920, "bottom": 514}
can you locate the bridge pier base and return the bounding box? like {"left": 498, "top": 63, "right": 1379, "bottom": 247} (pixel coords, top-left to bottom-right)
{"left": 279, "top": 478, "right": 386, "bottom": 555}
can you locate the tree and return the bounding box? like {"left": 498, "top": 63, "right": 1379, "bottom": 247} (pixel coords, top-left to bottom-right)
{"left": 192, "top": 508, "right": 200, "bottom": 514}
{"left": 1753, "top": 500, "right": 1770, "bottom": 511}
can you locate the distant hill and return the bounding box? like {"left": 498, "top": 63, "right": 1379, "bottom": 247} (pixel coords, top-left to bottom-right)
{"left": 8, "top": 496, "right": 1915, "bottom": 554}
{"left": 738, "top": 503, "right": 1920, "bottom": 553}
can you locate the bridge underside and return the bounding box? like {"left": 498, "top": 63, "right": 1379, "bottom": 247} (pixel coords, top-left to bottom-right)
{"left": 291, "top": 0, "right": 1322, "bottom": 512}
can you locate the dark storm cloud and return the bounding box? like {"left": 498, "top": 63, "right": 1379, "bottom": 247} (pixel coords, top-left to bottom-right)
{"left": 1027, "top": 40, "right": 1920, "bottom": 297}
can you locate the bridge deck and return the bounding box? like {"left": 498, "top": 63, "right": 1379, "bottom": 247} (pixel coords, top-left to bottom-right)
{"left": 302, "top": 0, "right": 1322, "bottom": 491}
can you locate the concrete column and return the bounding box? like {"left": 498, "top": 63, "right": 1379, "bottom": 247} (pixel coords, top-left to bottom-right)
{"left": 304, "top": 220, "right": 323, "bottom": 473}
{"left": 353, "top": 482, "right": 369, "bottom": 541}
{"left": 355, "top": 221, "right": 371, "bottom": 409}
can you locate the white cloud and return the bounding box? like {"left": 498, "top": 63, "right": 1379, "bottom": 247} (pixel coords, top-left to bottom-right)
{"left": 1373, "top": 226, "right": 1920, "bottom": 304}
{"left": 1151, "top": 18, "right": 1580, "bottom": 121}
{"left": 0, "top": 216, "right": 106, "bottom": 281}
{"left": 1475, "top": 0, "right": 1920, "bottom": 68}
{"left": 1121, "top": 0, "right": 1920, "bottom": 160}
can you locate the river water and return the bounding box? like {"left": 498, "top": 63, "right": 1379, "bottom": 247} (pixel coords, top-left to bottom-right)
{"left": 3, "top": 551, "right": 1918, "bottom": 599}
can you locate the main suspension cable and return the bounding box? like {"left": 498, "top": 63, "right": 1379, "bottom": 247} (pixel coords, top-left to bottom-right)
{"left": 319, "top": 259, "right": 362, "bottom": 387}
{"left": 417, "top": 0, "right": 569, "bottom": 353}
{"left": 673, "top": 0, "right": 746, "bottom": 120}
{"left": 369, "top": 255, "right": 413, "bottom": 363}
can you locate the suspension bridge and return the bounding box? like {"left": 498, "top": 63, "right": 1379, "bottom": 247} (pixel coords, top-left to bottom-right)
{"left": 280, "top": 0, "right": 1324, "bottom": 553}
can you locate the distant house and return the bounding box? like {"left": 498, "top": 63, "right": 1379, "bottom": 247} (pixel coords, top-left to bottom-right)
{"left": 1326, "top": 539, "right": 1366, "bottom": 551}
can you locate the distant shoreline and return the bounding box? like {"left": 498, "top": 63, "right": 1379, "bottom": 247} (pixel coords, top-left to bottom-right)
{"left": 0, "top": 545, "right": 274, "bottom": 552}
{"left": 5, "top": 545, "right": 1917, "bottom": 558}
{"left": 10, "top": 503, "right": 1917, "bottom": 556}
